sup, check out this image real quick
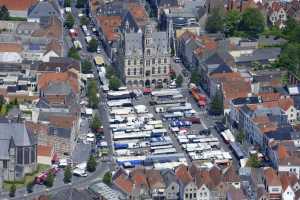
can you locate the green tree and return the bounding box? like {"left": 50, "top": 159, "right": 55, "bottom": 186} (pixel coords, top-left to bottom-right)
{"left": 209, "top": 91, "right": 223, "bottom": 115}
{"left": 76, "top": 0, "right": 85, "bottom": 8}
{"left": 44, "top": 172, "right": 54, "bottom": 188}
{"left": 87, "top": 38, "right": 98, "bottom": 52}
{"left": 80, "top": 16, "right": 89, "bottom": 25}
{"left": 87, "top": 80, "right": 99, "bottom": 108}
{"left": 81, "top": 59, "right": 92, "bottom": 74}
{"left": 276, "top": 43, "right": 300, "bottom": 73}
{"left": 205, "top": 8, "right": 224, "bottom": 33}
{"left": 0, "top": 95, "right": 5, "bottom": 108}
{"left": 26, "top": 181, "right": 34, "bottom": 193}
{"left": 224, "top": 10, "right": 241, "bottom": 36}
{"left": 9, "top": 184, "right": 16, "bottom": 197}
{"left": 105, "top": 65, "right": 115, "bottom": 79}
{"left": 87, "top": 155, "right": 97, "bottom": 172}
{"left": 63, "top": 166, "right": 72, "bottom": 183}
{"left": 91, "top": 114, "right": 101, "bottom": 132}
{"left": 239, "top": 8, "right": 265, "bottom": 38}
{"left": 109, "top": 76, "right": 121, "bottom": 91}
{"left": 103, "top": 171, "right": 112, "bottom": 185}
{"left": 64, "top": 13, "right": 75, "bottom": 29}
{"left": 176, "top": 74, "right": 183, "bottom": 87}
{"left": 0, "top": 6, "right": 9, "bottom": 20}
{"left": 68, "top": 47, "right": 81, "bottom": 60}
{"left": 190, "top": 70, "right": 201, "bottom": 84}
{"left": 246, "top": 154, "right": 261, "bottom": 168}
{"left": 236, "top": 130, "right": 245, "bottom": 144}
{"left": 64, "top": 0, "right": 72, "bottom": 7}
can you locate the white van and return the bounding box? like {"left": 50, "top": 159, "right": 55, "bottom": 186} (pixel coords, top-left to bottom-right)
{"left": 73, "top": 168, "right": 88, "bottom": 177}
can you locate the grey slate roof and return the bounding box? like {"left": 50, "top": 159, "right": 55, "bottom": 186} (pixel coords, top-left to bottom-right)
{"left": 235, "top": 48, "right": 281, "bottom": 63}
{"left": 49, "top": 127, "right": 71, "bottom": 138}
{"left": 161, "top": 169, "right": 178, "bottom": 186}
{"left": 44, "top": 82, "right": 72, "bottom": 96}
{"left": 51, "top": 188, "right": 98, "bottom": 200}
{"left": 0, "top": 122, "right": 36, "bottom": 159}
{"left": 125, "top": 32, "right": 143, "bottom": 56}
{"left": 28, "top": 0, "right": 61, "bottom": 20}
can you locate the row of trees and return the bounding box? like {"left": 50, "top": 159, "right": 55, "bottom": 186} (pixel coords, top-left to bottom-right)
{"left": 87, "top": 80, "right": 99, "bottom": 108}
{"left": 206, "top": 8, "right": 265, "bottom": 38}
{"left": 64, "top": 0, "right": 86, "bottom": 8}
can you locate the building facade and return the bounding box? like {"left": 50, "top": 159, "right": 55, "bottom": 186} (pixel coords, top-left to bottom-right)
{"left": 124, "top": 24, "right": 170, "bottom": 88}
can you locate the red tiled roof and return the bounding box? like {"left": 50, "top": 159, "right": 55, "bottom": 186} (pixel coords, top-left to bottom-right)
{"left": 277, "top": 144, "right": 289, "bottom": 161}
{"left": 0, "top": 0, "right": 37, "bottom": 11}
{"left": 263, "top": 97, "right": 294, "bottom": 111}
{"left": 264, "top": 167, "right": 281, "bottom": 187}
{"left": 258, "top": 93, "right": 281, "bottom": 102}
{"left": 37, "top": 71, "right": 79, "bottom": 93}
{"left": 96, "top": 16, "right": 122, "bottom": 42}
{"left": 37, "top": 145, "right": 53, "bottom": 157}
{"left": 127, "top": 3, "right": 149, "bottom": 27}
{"left": 48, "top": 115, "right": 76, "bottom": 129}
{"left": 0, "top": 43, "right": 23, "bottom": 53}
{"left": 175, "top": 164, "right": 193, "bottom": 185}
{"left": 114, "top": 174, "right": 133, "bottom": 194}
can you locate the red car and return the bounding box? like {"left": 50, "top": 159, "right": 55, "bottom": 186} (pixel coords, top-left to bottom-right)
{"left": 35, "top": 171, "right": 48, "bottom": 184}
{"left": 186, "top": 117, "right": 201, "bottom": 124}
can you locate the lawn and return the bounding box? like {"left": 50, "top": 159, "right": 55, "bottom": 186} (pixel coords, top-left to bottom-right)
{"left": 3, "top": 164, "right": 50, "bottom": 191}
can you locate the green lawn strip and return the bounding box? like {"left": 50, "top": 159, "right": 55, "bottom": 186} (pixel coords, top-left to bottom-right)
{"left": 3, "top": 164, "right": 50, "bottom": 191}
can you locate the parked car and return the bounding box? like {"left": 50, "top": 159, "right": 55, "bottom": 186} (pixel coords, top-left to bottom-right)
{"left": 35, "top": 171, "right": 48, "bottom": 184}
{"left": 73, "top": 168, "right": 88, "bottom": 177}
{"left": 199, "top": 128, "right": 211, "bottom": 135}
{"left": 214, "top": 122, "right": 226, "bottom": 133}
{"left": 186, "top": 117, "right": 201, "bottom": 124}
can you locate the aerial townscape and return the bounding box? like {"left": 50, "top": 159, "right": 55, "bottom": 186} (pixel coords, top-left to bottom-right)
{"left": 2, "top": 0, "right": 300, "bottom": 200}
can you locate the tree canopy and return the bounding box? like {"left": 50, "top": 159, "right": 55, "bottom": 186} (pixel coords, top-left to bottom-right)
{"left": 224, "top": 10, "right": 241, "bottom": 37}
{"left": 80, "top": 16, "right": 89, "bottom": 26}
{"left": 209, "top": 91, "right": 223, "bottom": 115}
{"left": 64, "top": 13, "right": 75, "bottom": 29}
{"left": 239, "top": 8, "right": 265, "bottom": 37}
{"left": 87, "top": 155, "right": 97, "bottom": 172}
{"left": 205, "top": 9, "right": 224, "bottom": 33}
{"left": 63, "top": 165, "right": 72, "bottom": 183}
{"left": 87, "top": 80, "right": 99, "bottom": 108}
{"left": 109, "top": 76, "right": 122, "bottom": 91}
{"left": 91, "top": 114, "right": 101, "bottom": 132}
{"left": 0, "top": 6, "right": 9, "bottom": 20}
{"left": 103, "top": 171, "right": 112, "bottom": 185}
{"left": 87, "top": 38, "right": 98, "bottom": 52}
{"left": 76, "top": 0, "right": 85, "bottom": 8}
{"left": 81, "top": 59, "right": 93, "bottom": 74}
{"left": 68, "top": 47, "right": 81, "bottom": 60}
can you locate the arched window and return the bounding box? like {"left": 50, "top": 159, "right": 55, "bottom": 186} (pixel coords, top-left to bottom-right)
{"left": 147, "top": 49, "right": 150, "bottom": 55}
{"left": 152, "top": 67, "right": 155, "bottom": 74}
{"left": 127, "top": 68, "right": 131, "bottom": 75}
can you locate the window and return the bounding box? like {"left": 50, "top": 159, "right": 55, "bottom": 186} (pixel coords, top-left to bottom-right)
{"left": 24, "top": 147, "right": 29, "bottom": 164}
{"left": 152, "top": 67, "right": 155, "bottom": 74}
{"left": 164, "top": 58, "right": 167, "bottom": 63}
{"left": 140, "top": 59, "right": 143, "bottom": 65}
{"left": 127, "top": 68, "right": 131, "bottom": 75}
{"left": 158, "top": 67, "right": 161, "bottom": 74}
{"left": 140, "top": 68, "right": 143, "bottom": 75}
{"left": 164, "top": 66, "right": 167, "bottom": 73}
{"left": 193, "top": 193, "right": 196, "bottom": 198}
{"left": 17, "top": 147, "right": 23, "bottom": 164}
{"left": 31, "top": 146, "right": 35, "bottom": 163}
{"left": 3, "top": 160, "right": 7, "bottom": 168}
{"left": 128, "top": 60, "right": 131, "bottom": 65}
{"left": 147, "top": 49, "right": 150, "bottom": 55}
{"left": 152, "top": 58, "right": 155, "bottom": 64}
{"left": 158, "top": 58, "right": 161, "bottom": 64}
{"left": 146, "top": 60, "right": 150, "bottom": 66}
{"left": 190, "top": 193, "right": 192, "bottom": 198}
{"left": 134, "top": 59, "right": 137, "bottom": 65}
{"left": 134, "top": 68, "right": 137, "bottom": 75}
{"left": 185, "top": 194, "right": 188, "bottom": 198}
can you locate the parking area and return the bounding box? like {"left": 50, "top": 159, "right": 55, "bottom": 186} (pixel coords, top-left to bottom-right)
{"left": 101, "top": 86, "right": 235, "bottom": 170}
